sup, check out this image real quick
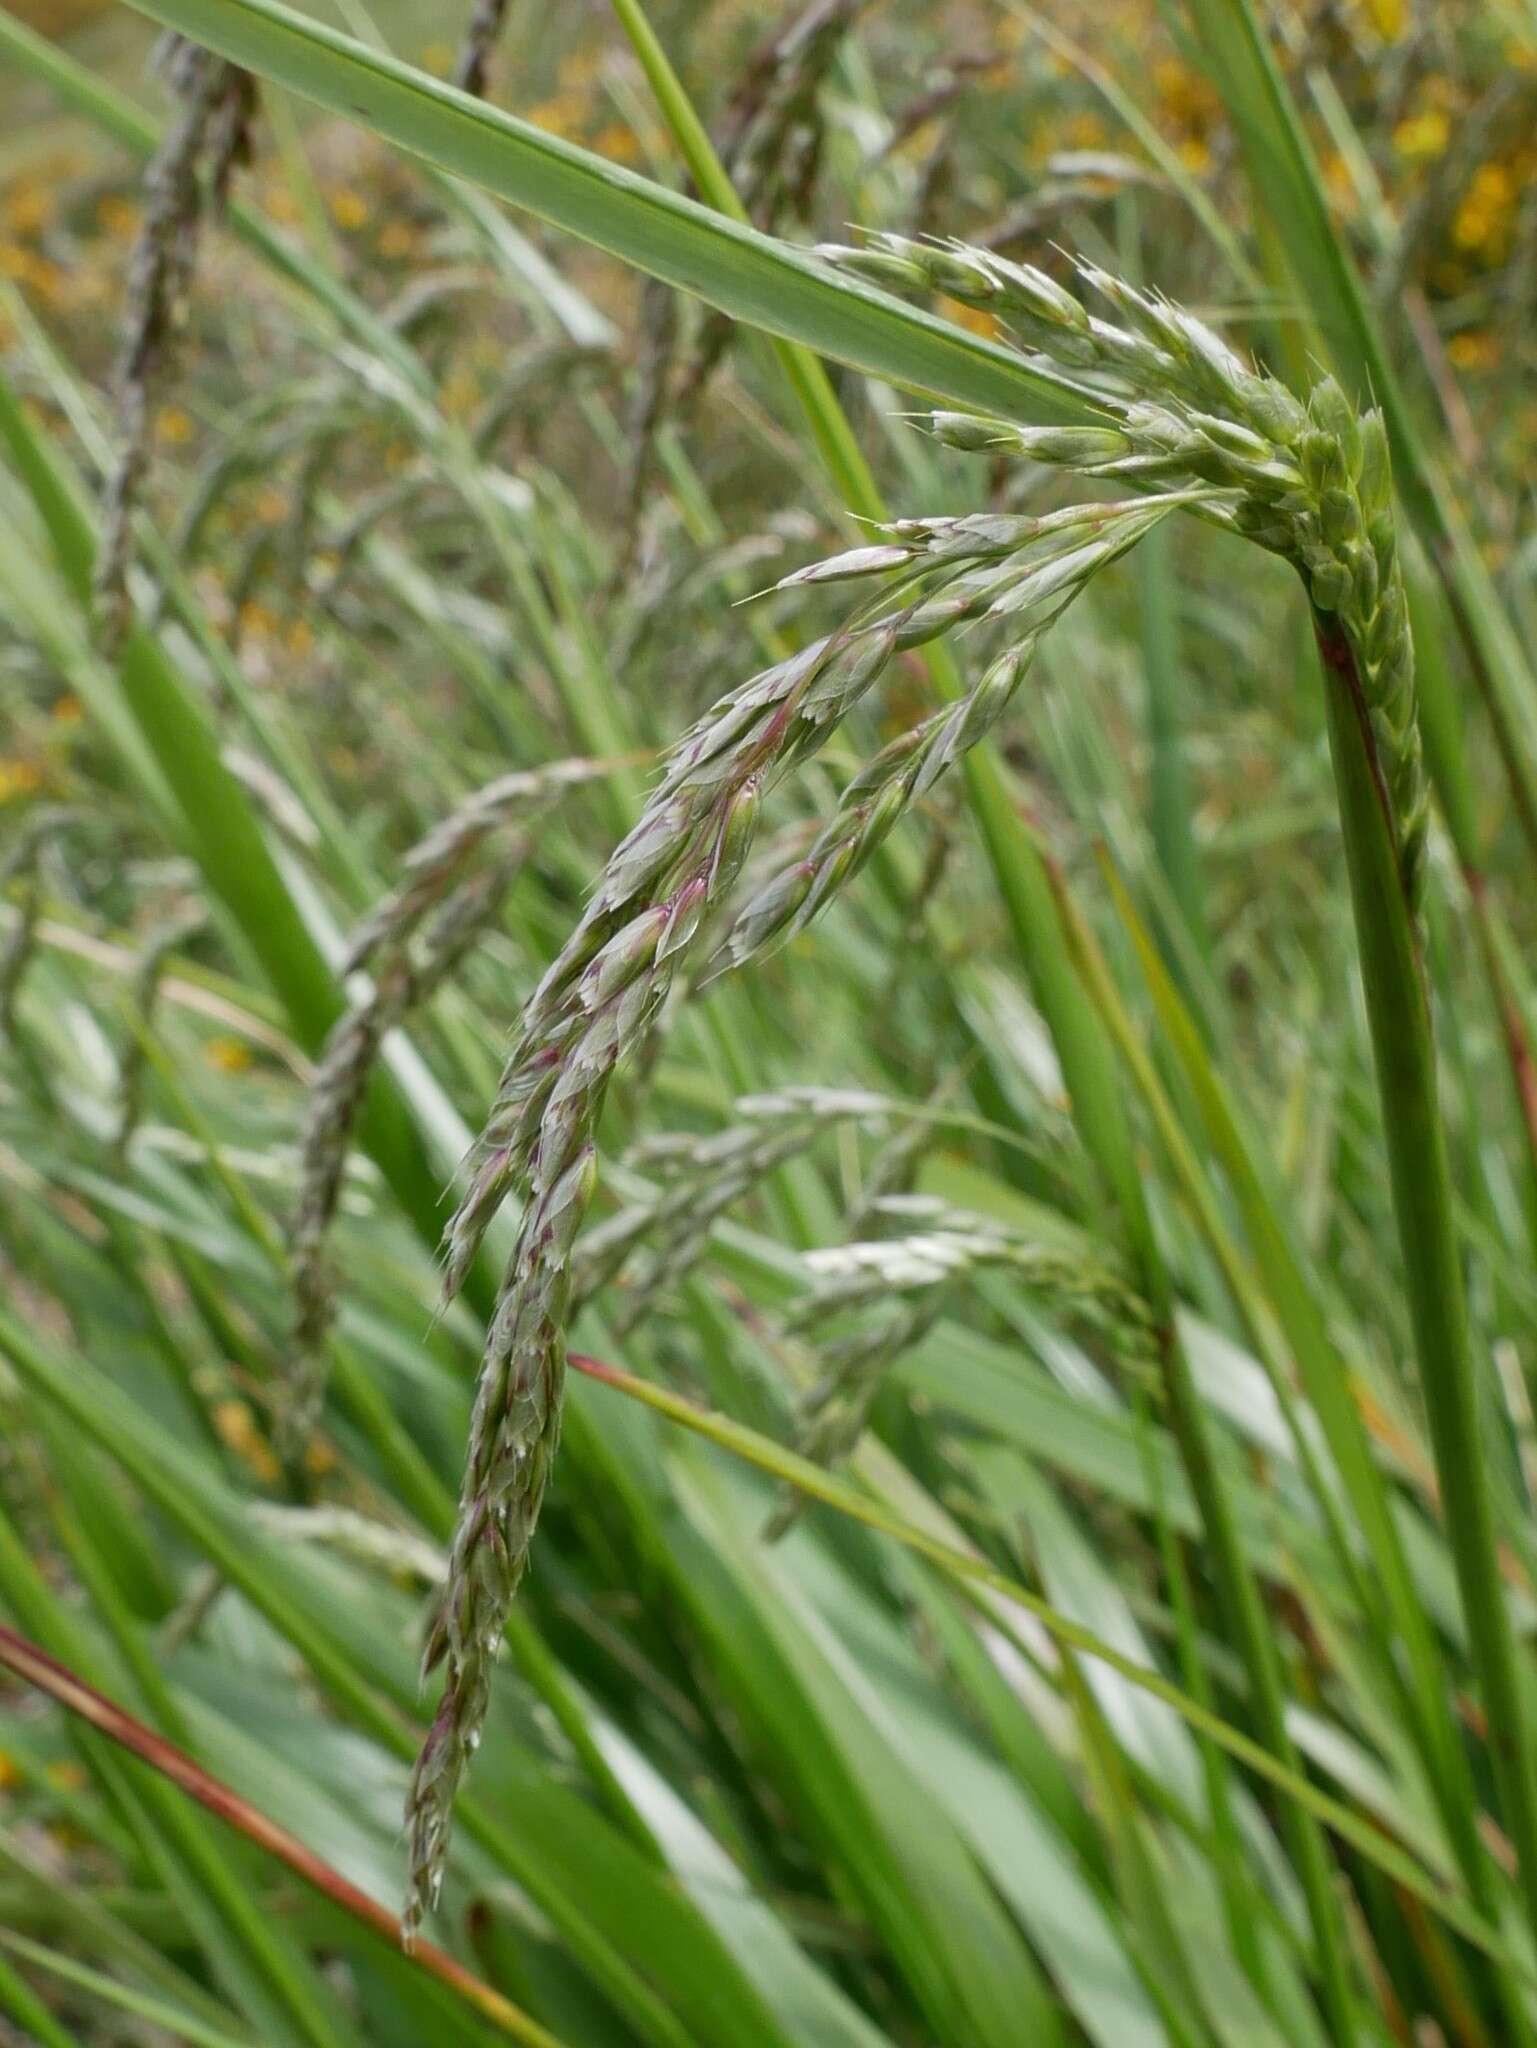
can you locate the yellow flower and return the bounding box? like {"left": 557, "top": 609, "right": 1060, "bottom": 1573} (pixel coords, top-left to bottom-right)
{"left": 1452, "top": 165, "right": 1516, "bottom": 259}
{"left": 4, "top": 181, "right": 55, "bottom": 237}
{"left": 1472, "top": 163, "right": 1515, "bottom": 205}
{"left": 262, "top": 181, "right": 300, "bottom": 225}
{"left": 1322, "top": 149, "right": 1358, "bottom": 214}
{"left": 1154, "top": 57, "right": 1218, "bottom": 137}
{"left": 0, "top": 1749, "right": 21, "bottom": 1792}
{"left": 0, "top": 244, "right": 63, "bottom": 304}
{"left": 205, "top": 1035, "right": 254, "bottom": 1073}
{"left": 96, "top": 191, "right": 140, "bottom": 239}
{"left": 593, "top": 122, "right": 643, "bottom": 165}
{"left": 0, "top": 760, "right": 44, "bottom": 803}
{"left": 558, "top": 46, "right": 602, "bottom": 91}
{"left": 1062, "top": 111, "right": 1110, "bottom": 153}
{"left": 1448, "top": 330, "right": 1500, "bottom": 373}
{"left": 1393, "top": 109, "right": 1449, "bottom": 162}
{"left": 51, "top": 693, "right": 83, "bottom": 724}
{"left": 1361, "top": 0, "right": 1404, "bottom": 37}
{"left": 377, "top": 219, "right": 417, "bottom": 259}
{"left": 155, "top": 405, "right": 194, "bottom": 445}
{"left": 419, "top": 40, "right": 454, "bottom": 76}
{"left": 328, "top": 187, "right": 369, "bottom": 231}
{"left": 211, "top": 1399, "right": 281, "bottom": 1484}
{"left": 285, "top": 618, "right": 314, "bottom": 656}
{"left": 1177, "top": 136, "right": 1212, "bottom": 175}
{"left": 526, "top": 92, "right": 584, "bottom": 140}
{"left": 305, "top": 1436, "right": 339, "bottom": 1477}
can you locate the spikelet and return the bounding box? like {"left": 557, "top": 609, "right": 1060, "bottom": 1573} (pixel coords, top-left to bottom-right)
{"left": 287, "top": 759, "right": 621, "bottom": 1453}
{"left": 405, "top": 630, "right": 884, "bottom": 1937}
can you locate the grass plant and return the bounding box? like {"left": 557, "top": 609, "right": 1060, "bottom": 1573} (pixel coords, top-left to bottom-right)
{"left": 4, "top": 2, "right": 1537, "bottom": 2043}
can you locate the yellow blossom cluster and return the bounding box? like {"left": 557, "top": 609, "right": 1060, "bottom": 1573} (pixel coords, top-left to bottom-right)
{"left": 0, "top": 760, "right": 44, "bottom": 805}
{"left": 1447, "top": 330, "right": 1501, "bottom": 373}
{"left": 1383, "top": 64, "right": 1536, "bottom": 292}
{"left": 1356, "top": 0, "right": 1406, "bottom": 39}
{"left": 1452, "top": 161, "right": 1521, "bottom": 262}
{"left": 1393, "top": 109, "right": 1450, "bottom": 163}
{"left": 1152, "top": 56, "right": 1222, "bottom": 175}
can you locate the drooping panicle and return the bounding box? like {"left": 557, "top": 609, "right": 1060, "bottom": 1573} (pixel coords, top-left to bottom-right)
{"left": 286, "top": 761, "right": 613, "bottom": 1454}
{"left": 404, "top": 475, "right": 1190, "bottom": 1930}
{"left": 767, "top": 1195, "right": 1154, "bottom": 1540}
{"left": 97, "top": 34, "right": 255, "bottom": 646}
{"left": 406, "top": 627, "right": 904, "bottom": 1934}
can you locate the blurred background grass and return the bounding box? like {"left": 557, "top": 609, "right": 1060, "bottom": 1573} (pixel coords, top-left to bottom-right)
{"left": 3, "top": 1, "right": 1537, "bottom": 2043}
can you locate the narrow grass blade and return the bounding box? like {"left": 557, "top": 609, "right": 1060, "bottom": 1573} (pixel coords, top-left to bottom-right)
{"left": 558, "top": 1350, "right": 1526, "bottom": 1974}
{"left": 0, "top": 1930, "right": 258, "bottom": 2048}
